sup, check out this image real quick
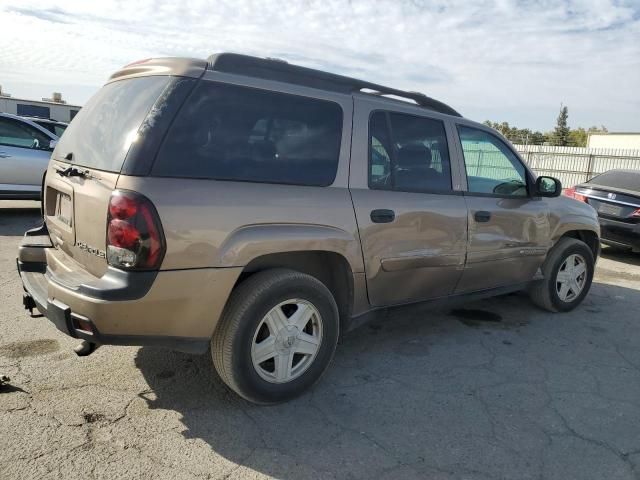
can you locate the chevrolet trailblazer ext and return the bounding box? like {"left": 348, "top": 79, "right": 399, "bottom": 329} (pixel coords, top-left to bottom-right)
{"left": 18, "top": 54, "right": 600, "bottom": 404}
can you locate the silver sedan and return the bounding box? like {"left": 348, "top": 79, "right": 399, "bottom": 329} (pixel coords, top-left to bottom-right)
{"left": 0, "top": 113, "right": 60, "bottom": 200}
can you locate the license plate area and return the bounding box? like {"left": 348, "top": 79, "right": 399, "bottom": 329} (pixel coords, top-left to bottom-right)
{"left": 598, "top": 203, "right": 623, "bottom": 217}
{"left": 57, "top": 193, "right": 72, "bottom": 226}
{"left": 44, "top": 170, "right": 75, "bottom": 247}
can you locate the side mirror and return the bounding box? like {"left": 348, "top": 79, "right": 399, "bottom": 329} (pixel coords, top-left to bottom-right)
{"left": 49, "top": 139, "right": 58, "bottom": 151}
{"left": 535, "top": 176, "right": 562, "bottom": 197}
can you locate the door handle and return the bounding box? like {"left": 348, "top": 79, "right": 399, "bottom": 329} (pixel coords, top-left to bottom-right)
{"left": 370, "top": 209, "right": 395, "bottom": 223}
{"left": 0, "top": 151, "right": 11, "bottom": 158}
{"left": 474, "top": 211, "right": 491, "bottom": 223}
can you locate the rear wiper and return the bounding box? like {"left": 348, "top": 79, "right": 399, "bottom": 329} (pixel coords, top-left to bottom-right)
{"left": 55, "top": 165, "right": 92, "bottom": 179}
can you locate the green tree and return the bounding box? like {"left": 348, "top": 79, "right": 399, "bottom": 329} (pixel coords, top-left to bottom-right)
{"left": 483, "top": 121, "right": 546, "bottom": 145}
{"left": 529, "top": 131, "right": 547, "bottom": 145}
{"left": 483, "top": 117, "right": 607, "bottom": 148}
{"left": 568, "top": 127, "right": 587, "bottom": 147}
{"left": 553, "top": 105, "right": 570, "bottom": 146}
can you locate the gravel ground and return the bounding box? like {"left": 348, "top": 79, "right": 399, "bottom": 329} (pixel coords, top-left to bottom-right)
{"left": 1, "top": 200, "right": 640, "bottom": 480}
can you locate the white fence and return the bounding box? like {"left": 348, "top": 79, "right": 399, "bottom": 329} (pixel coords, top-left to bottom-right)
{"left": 513, "top": 144, "right": 640, "bottom": 188}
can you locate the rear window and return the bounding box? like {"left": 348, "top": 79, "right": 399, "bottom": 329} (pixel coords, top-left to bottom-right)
{"left": 54, "top": 76, "right": 169, "bottom": 172}
{"left": 589, "top": 170, "right": 640, "bottom": 192}
{"left": 152, "top": 82, "right": 343, "bottom": 186}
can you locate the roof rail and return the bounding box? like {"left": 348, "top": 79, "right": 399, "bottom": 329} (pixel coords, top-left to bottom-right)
{"left": 207, "top": 53, "right": 461, "bottom": 117}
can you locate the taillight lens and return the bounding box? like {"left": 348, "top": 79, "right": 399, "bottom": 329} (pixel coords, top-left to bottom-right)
{"left": 632, "top": 208, "right": 640, "bottom": 218}
{"left": 563, "top": 186, "right": 587, "bottom": 203}
{"left": 106, "top": 190, "right": 165, "bottom": 270}
{"left": 109, "top": 194, "right": 138, "bottom": 219}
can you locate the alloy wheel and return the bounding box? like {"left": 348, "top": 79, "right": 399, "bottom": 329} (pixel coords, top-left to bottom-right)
{"left": 251, "top": 299, "right": 323, "bottom": 383}
{"left": 556, "top": 253, "right": 587, "bottom": 302}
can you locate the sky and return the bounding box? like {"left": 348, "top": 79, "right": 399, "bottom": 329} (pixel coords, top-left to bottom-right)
{"left": 0, "top": 0, "right": 638, "bottom": 132}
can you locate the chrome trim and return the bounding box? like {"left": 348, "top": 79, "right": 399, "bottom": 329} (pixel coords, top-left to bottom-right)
{"left": 579, "top": 192, "right": 640, "bottom": 209}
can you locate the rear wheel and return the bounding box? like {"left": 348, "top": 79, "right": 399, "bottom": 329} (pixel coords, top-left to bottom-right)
{"left": 528, "top": 237, "right": 595, "bottom": 312}
{"left": 212, "top": 269, "right": 339, "bottom": 404}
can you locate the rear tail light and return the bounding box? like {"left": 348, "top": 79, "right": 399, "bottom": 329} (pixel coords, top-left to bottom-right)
{"left": 106, "top": 190, "right": 165, "bottom": 270}
{"left": 631, "top": 208, "right": 640, "bottom": 218}
{"left": 563, "top": 186, "right": 587, "bottom": 203}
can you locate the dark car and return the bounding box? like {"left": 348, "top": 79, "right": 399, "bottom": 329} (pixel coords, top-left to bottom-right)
{"left": 565, "top": 169, "right": 640, "bottom": 252}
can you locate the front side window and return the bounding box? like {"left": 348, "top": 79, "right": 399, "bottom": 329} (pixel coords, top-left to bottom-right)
{"left": 458, "top": 126, "right": 528, "bottom": 197}
{"left": 0, "top": 118, "right": 51, "bottom": 150}
{"left": 153, "top": 82, "right": 344, "bottom": 186}
{"left": 368, "top": 111, "right": 453, "bottom": 193}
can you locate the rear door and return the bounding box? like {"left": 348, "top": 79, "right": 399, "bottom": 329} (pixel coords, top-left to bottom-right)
{"left": 349, "top": 97, "right": 468, "bottom": 307}
{"left": 453, "top": 124, "right": 551, "bottom": 292}
{"left": 44, "top": 75, "right": 172, "bottom": 277}
{"left": 0, "top": 116, "right": 53, "bottom": 190}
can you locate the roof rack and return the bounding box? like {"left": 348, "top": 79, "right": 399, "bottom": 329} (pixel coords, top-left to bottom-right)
{"left": 207, "top": 53, "right": 461, "bottom": 117}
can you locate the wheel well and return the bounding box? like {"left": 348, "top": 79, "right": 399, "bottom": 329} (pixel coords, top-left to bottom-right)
{"left": 237, "top": 251, "right": 354, "bottom": 337}
{"left": 559, "top": 230, "right": 599, "bottom": 258}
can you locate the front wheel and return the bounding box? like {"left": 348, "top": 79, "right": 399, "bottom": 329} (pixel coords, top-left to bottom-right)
{"left": 528, "top": 237, "right": 595, "bottom": 312}
{"left": 212, "top": 269, "right": 339, "bottom": 404}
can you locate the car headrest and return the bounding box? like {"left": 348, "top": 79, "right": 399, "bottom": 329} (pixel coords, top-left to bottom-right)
{"left": 397, "top": 144, "right": 432, "bottom": 169}
{"left": 251, "top": 139, "right": 277, "bottom": 162}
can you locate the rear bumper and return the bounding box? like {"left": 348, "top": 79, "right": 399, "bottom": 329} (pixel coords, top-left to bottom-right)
{"left": 598, "top": 217, "right": 640, "bottom": 252}
{"left": 18, "top": 225, "right": 241, "bottom": 353}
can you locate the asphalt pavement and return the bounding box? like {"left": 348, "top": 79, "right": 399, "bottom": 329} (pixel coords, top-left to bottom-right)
{"left": 1, "top": 200, "right": 640, "bottom": 480}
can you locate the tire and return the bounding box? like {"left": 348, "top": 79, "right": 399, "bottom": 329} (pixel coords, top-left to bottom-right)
{"left": 528, "top": 237, "right": 595, "bottom": 312}
{"left": 211, "top": 269, "right": 339, "bottom": 404}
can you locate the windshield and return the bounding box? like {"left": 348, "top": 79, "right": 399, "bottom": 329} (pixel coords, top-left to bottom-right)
{"left": 53, "top": 75, "right": 169, "bottom": 172}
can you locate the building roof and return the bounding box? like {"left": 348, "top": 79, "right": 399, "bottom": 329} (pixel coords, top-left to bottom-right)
{"left": 588, "top": 132, "right": 640, "bottom": 136}
{"left": 0, "top": 95, "right": 81, "bottom": 109}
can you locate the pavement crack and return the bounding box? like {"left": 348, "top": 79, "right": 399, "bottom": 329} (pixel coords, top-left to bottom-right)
{"left": 550, "top": 402, "right": 637, "bottom": 471}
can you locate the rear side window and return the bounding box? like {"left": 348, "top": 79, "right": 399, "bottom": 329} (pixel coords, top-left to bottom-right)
{"left": 153, "top": 82, "right": 343, "bottom": 186}
{"left": 369, "top": 111, "right": 453, "bottom": 193}
{"left": 54, "top": 76, "right": 170, "bottom": 172}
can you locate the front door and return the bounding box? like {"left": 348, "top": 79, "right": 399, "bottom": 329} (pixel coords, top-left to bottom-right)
{"left": 350, "top": 100, "right": 468, "bottom": 307}
{"left": 454, "top": 125, "right": 551, "bottom": 292}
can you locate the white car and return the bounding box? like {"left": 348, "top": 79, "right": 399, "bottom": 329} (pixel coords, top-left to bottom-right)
{"left": 23, "top": 116, "right": 68, "bottom": 138}
{"left": 0, "top": 112, "right": 62, "bottom": 199}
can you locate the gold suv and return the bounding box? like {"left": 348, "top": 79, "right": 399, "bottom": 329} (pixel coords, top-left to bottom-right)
{"left": 18, "top": 54, "right": 600, "bottom": 404}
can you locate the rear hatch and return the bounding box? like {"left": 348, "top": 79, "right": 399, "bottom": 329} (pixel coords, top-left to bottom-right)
{"left": 44, "top": 75, "right": 172, "bottom": 277}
